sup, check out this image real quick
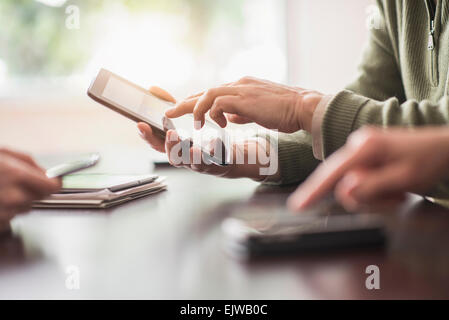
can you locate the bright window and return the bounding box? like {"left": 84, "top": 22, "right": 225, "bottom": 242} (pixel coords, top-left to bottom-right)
{"left": 0, "top": 0, "right": 286, "bottom": 154}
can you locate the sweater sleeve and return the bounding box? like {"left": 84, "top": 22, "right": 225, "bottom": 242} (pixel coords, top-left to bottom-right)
{"left": 273, "top": 131, "right": 321, "bottom": 185}
{"left": 320, "top": 0, "right": 449, "bottom": 157}
{"left": 260, "top": 0, "right": 449, "bottom": 185}
{"left": 256, "top": 130, "right": 321, "bottom": 185}
{"left": 344, "top": 0, "right": 405, "bottom": 102}
{"left": 317, "top": 1, "right": 400, "bottom": 158}
{"left": 262, "top": 0, "right": 404, "bottom": 184}
{"left": 321, "top": 92, "right": 449, "bottom": 157}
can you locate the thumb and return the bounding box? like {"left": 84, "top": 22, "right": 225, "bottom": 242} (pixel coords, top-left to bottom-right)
{"left": 149, "top": 86, "right": 176, "bottom": 104}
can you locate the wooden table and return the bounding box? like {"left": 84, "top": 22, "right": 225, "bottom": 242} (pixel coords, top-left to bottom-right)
{"left": 1, "top": 152, "right": 449, "bottom": 299}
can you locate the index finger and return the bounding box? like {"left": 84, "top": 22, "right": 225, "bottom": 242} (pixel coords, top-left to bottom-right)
{"left": 165, "top": 97, "right": 199, "bottom": 118}
{"left": 166, "top": 82, "right": 237, "bottom": 118}
{"left": 287, "top": 144, "right": 374, "bottom": 211}
{"left": 193, "top": 86, "right": 239, "bottom": 128}
{"left": 184, "top": 82, "right": 235, "bottom": 99}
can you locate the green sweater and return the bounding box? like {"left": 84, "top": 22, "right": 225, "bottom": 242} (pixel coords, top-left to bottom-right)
{"left": 273, "top": 0, "right": 449, "bottom": 195}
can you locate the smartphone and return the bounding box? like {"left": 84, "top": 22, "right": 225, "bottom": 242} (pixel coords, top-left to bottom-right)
{"left": 45, "top": 153, "right": 100, "bottom": 179}
{"left": 222, "top": 208, "right": 387, "bottom": 259}
{"left": 87, "top": 68, "right": 229, "bottom": 166}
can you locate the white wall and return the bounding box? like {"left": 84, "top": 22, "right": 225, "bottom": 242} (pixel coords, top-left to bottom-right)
{"left": 286, "top": 0, "right": 374, "bottom": 94}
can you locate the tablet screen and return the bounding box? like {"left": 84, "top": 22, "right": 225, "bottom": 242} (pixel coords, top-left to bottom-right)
{"left": 100, "top": 74, "right": 229, "bottom": 164}
{"left": 102, "top": 75, "right": 167, "bottom": 127}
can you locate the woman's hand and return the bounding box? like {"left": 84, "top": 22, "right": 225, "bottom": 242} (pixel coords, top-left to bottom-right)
{"left": 0, "top": 148, "right": 61, "bottom": 230}
{"left": 164, "top": 77, "right": 323, "bottom": 133}
{"left": 138, "top": 86, "right": 276, "bottom": 181}
{"left": 287, "top": 127, "right": 449, "bottom": 212}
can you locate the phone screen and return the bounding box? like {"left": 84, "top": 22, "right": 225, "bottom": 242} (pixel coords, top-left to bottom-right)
{"left": 46, "top": 153, "right": 100, "bottom": 178}
{"left": 222, "top": 210, "right": 387, "bottom": 258}
{"left": 102, "top": 76, "right": 168, "bottom": 127}
{"left": 100, "top": 74, "right": 229, "bottom": 165}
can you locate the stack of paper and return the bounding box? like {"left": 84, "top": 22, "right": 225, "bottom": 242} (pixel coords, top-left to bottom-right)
{"left": 33, "top": 174, "right": 166, "bottom": 209}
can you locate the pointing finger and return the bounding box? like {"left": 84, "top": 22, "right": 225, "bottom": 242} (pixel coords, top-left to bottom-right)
{"left": 165, "top": 97, "right": 198, "bottom": 118}
{"left": 193, "top": 87, "right": 240, "bottom": 129}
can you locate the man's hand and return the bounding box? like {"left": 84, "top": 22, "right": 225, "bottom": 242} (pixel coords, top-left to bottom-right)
{"left": 288, "top": 127, "right": 449, "bottom": 212}
{"left": 138, "top": 86, "right": 275, "bottom": 181}
{"left": 164, "top": 77, "right": 323, "bottom": 133}
{"left": 0, "top": 148, "right": 61, "bottom": 230}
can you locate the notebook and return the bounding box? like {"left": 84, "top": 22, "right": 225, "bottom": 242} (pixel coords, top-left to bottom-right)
{"left": 33, "top": 174, "right": 166, "bottom": 209}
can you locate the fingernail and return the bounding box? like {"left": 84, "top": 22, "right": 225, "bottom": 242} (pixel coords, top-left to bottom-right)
{"left": 138, "top": 127, "right": 145, "bottom": 138}
{"left": 168, "top": 130, "right": 178, "bottom": 141}
{"left": 194, "top": 120, "right": 201, "bottom": 130}
{"left": 165, "top": 109, "right": 174, "bottom": 117}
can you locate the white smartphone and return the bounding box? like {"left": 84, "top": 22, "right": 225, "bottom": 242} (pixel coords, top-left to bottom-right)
{"left": 46, "top": 153, "right": 100, "bottom": 178}
{"left": 87, "top": 68, "right": 229, "bottom": 166}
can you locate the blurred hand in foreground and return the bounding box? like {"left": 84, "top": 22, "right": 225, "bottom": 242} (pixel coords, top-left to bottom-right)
{"left": 288, "top": 127, "right": 449, "bottom": 212}
{"left": 0, "top": 148, "right": 61, "bottom": 231}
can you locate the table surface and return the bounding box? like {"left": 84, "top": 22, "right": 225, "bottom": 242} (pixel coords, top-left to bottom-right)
{"left": 1, "top": 151, "right": 449, "bottom": 299}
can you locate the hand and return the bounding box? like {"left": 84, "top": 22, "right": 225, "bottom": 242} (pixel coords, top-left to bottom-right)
{"left": 136, "top": 86, "right": 177, "bottom": 153}
{"left": 138, "top": 86, "right": 276, "bottom": 180}
{"left": 0, "top": 148, "right": 61, "bottom": 230}
{"left": 287, "top": 127, "right": 449, "bottom": 212}
{"left": 164, "top": 76, "right": 323, "bottom": 133}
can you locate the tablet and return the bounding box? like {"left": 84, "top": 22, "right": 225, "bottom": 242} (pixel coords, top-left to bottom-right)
{"left": 87, "top": 68, "right": 229, "bottom": 166}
